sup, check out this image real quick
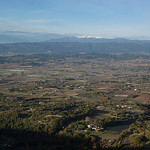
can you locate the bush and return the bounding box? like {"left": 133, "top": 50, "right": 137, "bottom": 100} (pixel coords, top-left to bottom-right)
{"left": 129, "top": 134, "right": 145, "bottom": 145}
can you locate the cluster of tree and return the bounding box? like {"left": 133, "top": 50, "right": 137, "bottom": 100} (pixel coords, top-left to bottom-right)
{"left": 112, "top": 120, "right": 150, "bottom": 148}
{"left": 98, "top": 112, "right": 137, "bottom": 128}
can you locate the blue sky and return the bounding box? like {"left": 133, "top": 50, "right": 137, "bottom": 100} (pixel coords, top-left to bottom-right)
{"left": 0, "top": 0, "right": 150, "bottom": 39}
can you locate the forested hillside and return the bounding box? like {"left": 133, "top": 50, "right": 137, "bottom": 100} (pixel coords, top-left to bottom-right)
{"left": 0, "top": 41, "right": 150, "bottom": 55}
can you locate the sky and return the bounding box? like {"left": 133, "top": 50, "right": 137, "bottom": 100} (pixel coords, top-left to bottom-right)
{"left": 0, "top": 0, "right": 150, "bottom": 39}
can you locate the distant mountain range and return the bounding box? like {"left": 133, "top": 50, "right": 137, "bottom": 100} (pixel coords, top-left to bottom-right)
{"left": 47, "top": 36, "right": 150, "bottom": 44}
{"left": 48, "top": 36, "right": 131, "bottom": 43}
{"left": 0, "top": 31, "right": 150, "bottom": 55}
{"left": 0, "top": 30, "right": 114, "bottom": 44}
{"left": 1, "top": 31, "right": 150, "bottom": 44}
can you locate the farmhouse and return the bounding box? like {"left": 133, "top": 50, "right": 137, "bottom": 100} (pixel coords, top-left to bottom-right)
{"left": 87, "top": 124, "right": 104, "bottom": 131}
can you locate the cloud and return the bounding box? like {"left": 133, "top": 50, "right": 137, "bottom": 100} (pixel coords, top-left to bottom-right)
{"left": 26, "top": 19, "right": 51, "bottom": 24}
{"left": 0, "top": 18, "right": 57, "bottom": 33}
{"left": 0, "top": 18, "right": 23, "bottom": 31}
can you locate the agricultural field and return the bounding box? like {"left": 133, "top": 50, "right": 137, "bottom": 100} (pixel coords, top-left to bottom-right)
{"left": 0, "top": 53, "right": 150, "bottom": 150}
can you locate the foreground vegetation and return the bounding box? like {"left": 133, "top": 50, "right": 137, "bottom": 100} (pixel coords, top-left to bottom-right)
{"left": 0, "top": 53, "right": 150, "bottom": 149}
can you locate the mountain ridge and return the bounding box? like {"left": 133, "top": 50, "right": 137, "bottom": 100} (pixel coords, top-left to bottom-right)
{"left": 1, "top": 31, "right": 150, "bottom": 44}
{"left": 0, "top": 41, "right": 150, "bottom": 55}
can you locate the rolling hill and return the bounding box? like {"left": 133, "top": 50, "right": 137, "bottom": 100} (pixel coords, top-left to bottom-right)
{"left": 0, "top": 40, "right": 150, "bottom": 55}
